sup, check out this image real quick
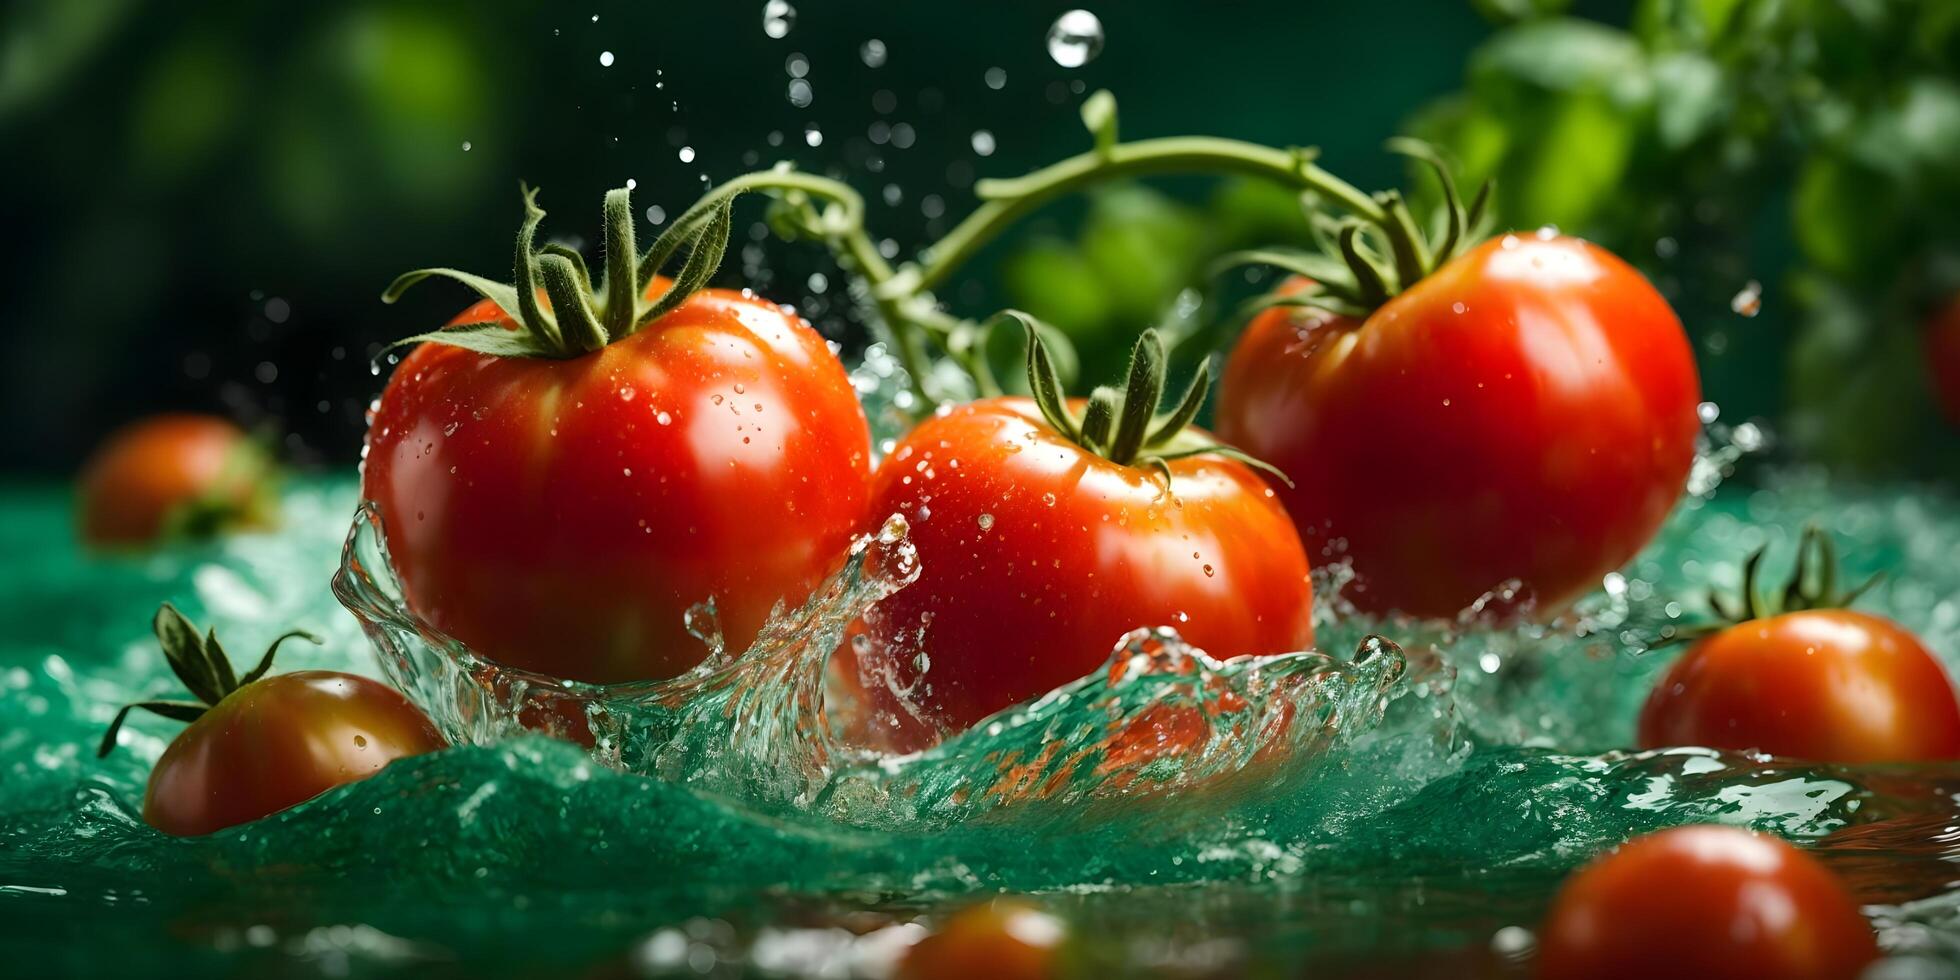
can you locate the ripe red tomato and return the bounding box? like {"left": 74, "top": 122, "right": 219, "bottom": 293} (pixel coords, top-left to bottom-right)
{"left": 854, "top": 378, "right": 1314, "bottom": 744}
{"left": 1216, "top": 235, "right": 1701, "bottom": 619}
{"left": 1924, "top": 293, "right": 1960, "bottom": 427}
{"left": 1539, "top": 825, "right": 1878, "bottom": 980}
{"left": 896, "top": 900, "right": 1065, "bottom": 980}
{"left": 77, "top": 413, "right": 276, "bottom": 548}
{"left": 365, "top": 282, "right": 871, "bottom": 684}
{"left": 101, "top": 605, "right": 444, "bottom": 837}
{"left": 1640, "top": 609, "right": 1960, "bottom": 762}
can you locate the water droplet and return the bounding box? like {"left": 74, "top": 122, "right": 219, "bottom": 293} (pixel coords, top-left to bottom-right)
{"left": 1697, "top": 401, "right": 1720, "bottom": 424}
{"left": 976, "top": 513, "right": 994, "bottom": 531}
{"left": 1202, "top": 564, "right": 1214, "bottom": 578}
{"left": 970, "top": 130, "right": 996, "bottom": 157}
{"left": 1046, "top": 10, "right": 1105, "bottom": 68}
{"left": 1730, "top": 280, "right": 1763, "bottom": 317}
{"left": 461, "top": 140, "right": 473, "bottom": 152}
{"left": 678, "top": 146, "right": 696, "bottom": 163}
{"left": 645, "top": 205, "right": 666, "bottom": 225}
{"left": 1041, "top": 492, "right": 1056, "bottom": 507}
{"left": 860, "top": 39, "right": 887, "bottom": 67}
{"left": 984, "top": 67, "right": 1007, "bottom": 90}
{"left": 787, "top": 78, "right": 814, "bottom": 108}
{"left": 599, "top": 50, "right": 615, "bottom": 67}
{"left": 761, "top": 0, "right": 795, "bottom": 38}
{"left": 804, "top": 125, "right": 824, "bottom": 147}
{"left": 656, "top": 411, "right": 673, "bottom": 425}
{"left": 354, "top": 735, "right": 367, "bottom": 748}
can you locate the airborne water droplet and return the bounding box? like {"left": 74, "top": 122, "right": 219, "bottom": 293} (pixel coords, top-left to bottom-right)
{"left": 1046, "top": 10, "right": 1105, "bottom": 68}
{"left": 860, "top": 39, "right": 887, "bottom": 68}
{"left": 1730, "top": 280, "right": 1763, "bottom": 317}
{"left": 761, "top": 0, "right": 795, "bottom": 38}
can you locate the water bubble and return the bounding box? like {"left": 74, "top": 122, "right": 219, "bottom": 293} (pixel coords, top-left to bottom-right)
{"left": 860, "top": 39, "right": 887, "bottom": 67}
{"left": 1046, "top": 10, "right": 1105, "bottom": 68}
{"left": 984, "top": 67, "right": 1007, "bottom": 90}
{"left": 1730, "top": 280, "right": 1763, "bottom": 317}
{"left": 786, "top": 78, "right": 813, "bottom": 108}
{"left": 599, "top": 51, "right": 615, "bottom": 67}
{"left": 645, "top": 205, "right": 666, "bottom": 225}
{"left": 970, "top": 130, "right": 996, "bottom": 157}
{"left": 761, "top": 0, "right": 795, "bottom": 38}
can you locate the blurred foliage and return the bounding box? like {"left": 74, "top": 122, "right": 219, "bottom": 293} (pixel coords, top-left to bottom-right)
{"left": 1407, "top": 0, "right": 1960, "bottom": 471}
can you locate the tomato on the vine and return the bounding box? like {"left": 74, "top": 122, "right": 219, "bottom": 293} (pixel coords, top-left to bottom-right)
{"left": 1640, "top": 528, "right": 1960, "bottom": 763}
{"left": 99, "top": 604, "right": 444, "bottom": 837}
{"left": 853, "top": 324, "right": 1313, "bottom": 746}
{"left": 364, "top": 187, "right": 872, "bottom": 684}
{"left": 1539, "top": 825, "right": 1877, "bottom": 980}
{"left": 1217, "top": 234, "right": 1701, "bottom": 620}
{"left": 897, "top": 899, "right": 1066, "bottom": 980}
{"left": 77, "top": 413, "right": 277, "bottom": 548}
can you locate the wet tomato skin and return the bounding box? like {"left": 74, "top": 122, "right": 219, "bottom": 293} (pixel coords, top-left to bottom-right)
{"left": 363, "top": 286, "right": 872, "bottom": 684}
{"left": 857, "top": 397, "right": 1314, "bottom": 744}
{"left": 897, "top": 900, "right": 1065, "bottom": 980}
{"left": 1539, "top": 825, "right": 1877, "bottom": 980}
{"left": 1639, "top": 609, "right": 1960, "bottom": 763}
{"left": 1216, "top": 236, "right": 1701, "bottom": 619}
{"left": 144, "top": 671, "right": 444, "bottom": 837}
{"left": 77, "top": 414, "right": 271, "bottom": 548}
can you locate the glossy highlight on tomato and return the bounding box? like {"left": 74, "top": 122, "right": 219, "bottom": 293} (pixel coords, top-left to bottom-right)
{"left": 364, "top": 283, "right": 872, "bottom": 684}
{"left": 1216, "top": 234, "right": 1701, "bottom": 619}
{"left": 77, "top": 413, "right": 275, "bottom": 548}
{"left": 1539, "top": 825, "right": 1877, "bottom": 980}
{"left": 1640, "top": 609, "right": 1960, "bottom": 763}
{"left": 854, "top": 396, "right": 1314, "bottom": 746}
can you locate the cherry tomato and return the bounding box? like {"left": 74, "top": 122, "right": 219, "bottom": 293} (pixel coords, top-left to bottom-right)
{"left": 1216, "top": 235, "right": 1701, "bottom": 619}
{"left": 77, "top": 414, "right": 276, "bottom": 548}
{"left": 364, "top": 282, "right": 872, "bottom": 684}
{"left": 1923, "top": 293, "right": 1960, "bottom": 428}
{"left": 897, "top": 900, "right": 1065, "bottom": 980}
{"left": 101, "top": 605, "right": 444, "bottom": 837}
{"left": 855, "top": 395, "right": 1313, "bottom": 745}
{"left": 1640, "top": 609, "right": 1960, "bottom": 762}
{"left": 1539, "top": 825, "right": 1877, "bottom": 980}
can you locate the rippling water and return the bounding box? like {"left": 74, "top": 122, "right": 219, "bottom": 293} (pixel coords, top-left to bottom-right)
{"left": 8, "top": 453, "right": 1960, "bottom": 975}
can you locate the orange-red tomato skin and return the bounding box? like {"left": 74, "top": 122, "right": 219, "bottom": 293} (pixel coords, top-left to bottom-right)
{"left": 855, "top": 397, "right": 1314, "bottom": 743}
{"left": 896, "top": 901, "right": 1064, "bottom": 980}
{"left": 78, "top": 414, "right": 266, "bottom": 547}
{"left": 1539, "top": 825, "right": 1877, "bottom": 980}
{"left": 1639, "top": 609, "right": 1960, "bottom": 763}
{"left": 143, "top": 671, "right": 445, "bottom": 837}
{"left": 362, "top": 287, "right": 873, "bottom": 684}
{"left": 1216, "top": 237, "right": 1701, "bottom": 619}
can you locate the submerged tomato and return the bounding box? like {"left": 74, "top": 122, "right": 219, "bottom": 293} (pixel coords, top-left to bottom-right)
{"left": 1539, "top": 825, "right": 1877, "bottom": 980}
{"left": 1924, "top": 293, "right": 1960, "bottom": 427}
{"left": 855, "top": 390, "right": 1313, "bottom": 745}
{"left": 1217, "top": 236, "right": 1701, "bottom": 619}
{"left": 365, "top": 283, "right": 871, "bottom": 684}
{"left": 1640, "top": 609, "right": 1960, "bottom": 763}
{"left": 101, "top": 605, "right": 444, "bottom": 837}
{"left": 896, "top": 900, "right": 1066, "bottom": 980}
{"left": 77, "top": 413, "right": 276, "bottom": 548}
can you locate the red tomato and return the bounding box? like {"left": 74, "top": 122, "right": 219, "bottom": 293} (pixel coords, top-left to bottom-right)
{"left": 77, "top": 414, "right": 276, "bottom": 548}
{"left": 1924, "top": 293, "right": 1960, "bottom": 427}
{"left": 897, "top": 900, "right": 1065, "bottom": 980}
{"left": 854, "top": 396, "right": 1314, "bottom": 745}
{"left": 1216, "top": 235, "right": 1701, "bottom": 619}
{"left": 1640, "top": 609, "right": 1960, "bottom": 763}
{"left": 1539, "top": 825, "right": 1877, "bottom": 980}
{"left": 143, "top": 670, "right": 444, "bottom": 836}
{"left": 364, "top": 283, "right": 872, "bottom": 684}
{"left": 101, "top": 604, "right": 444, "bottom": 837}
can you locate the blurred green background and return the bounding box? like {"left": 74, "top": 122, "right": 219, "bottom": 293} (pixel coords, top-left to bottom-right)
{"left": 1, "top": 0, "right": 1954, "bottom": 474}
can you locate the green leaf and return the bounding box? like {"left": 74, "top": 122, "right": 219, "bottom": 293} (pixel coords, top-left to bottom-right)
{"left": 380, "top": 267, "right": 522, "bottom": 320}
{"left": 238, "top": 630, "right": 322, "bottom": 687}
{"left": 637, "top": 199, "right": 733, "bottom": 330}
{"left": 384, "top": 320, "right": 561, "bottom": 359}
{"left": 1651, "top": 51, "right": 1729, "bottom": 149}
{"left": 152, "top": 604, "right": 223, "bottom": 706}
